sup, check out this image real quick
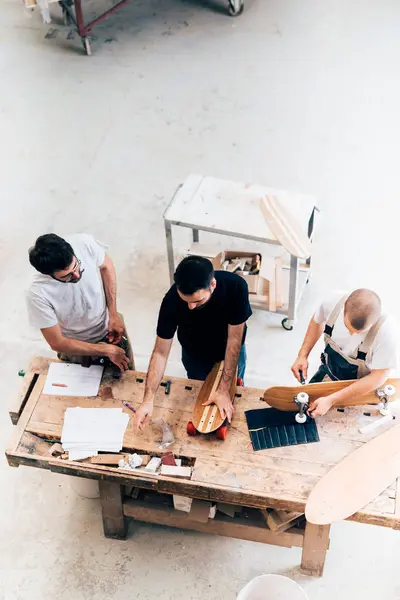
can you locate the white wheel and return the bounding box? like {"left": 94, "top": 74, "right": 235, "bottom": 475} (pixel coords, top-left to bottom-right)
{"left": 379, "top": 404, "right": 390, "bottom": 416}
{"left": 297, "top": 392, "right": 309, "bottom": 403}
{"left": 383, "top": 384, "right": 396, "bottom": 397}
{"left": 295, "top": 412, "right": 307, "bottom": 424}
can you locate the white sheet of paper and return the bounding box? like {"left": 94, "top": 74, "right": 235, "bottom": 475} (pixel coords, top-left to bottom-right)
{"left": 43, "top": 362, "right": 104, "bottom": 397}
{"left": 61, "top": 407, "right": 129, "bottom": 459}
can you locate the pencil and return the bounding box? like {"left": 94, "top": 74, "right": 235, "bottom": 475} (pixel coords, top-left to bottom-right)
{"left": 122, "top": 401, "right": 136, "bottom": 413}
{"left": 52, "top": 383, "right": 68, "bottom": 388}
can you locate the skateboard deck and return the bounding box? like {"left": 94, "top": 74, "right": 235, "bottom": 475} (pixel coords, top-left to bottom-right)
{"left": 260, "top": 195, "right": 312, "bottom": 259}
{"left": 190, "top": 362, "right": 237, "bottom": 435}
{"left": 306, "top": 422, "right": 400, "bottom": 525}
{"left": 237, "top": 574, "right": 309, "bottom": 600}
{"left": 264, "top": 378, "right": 400, "bottom": 412}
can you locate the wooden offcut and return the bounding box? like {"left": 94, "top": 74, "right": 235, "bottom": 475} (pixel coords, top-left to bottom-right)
{"left": 160, "top": 465, "right": 192, "bottom": 479}
{"left": 260, "top": 195, "right": 312, "bottom": 259}
{"left": 306, "top": 423, "right": 400, "bottom": 525}
{"left": 264, "top": 378, "right": 400, "bottom": 412}
{"left": 267, "top": 509, "right": 304, "bottom": 532}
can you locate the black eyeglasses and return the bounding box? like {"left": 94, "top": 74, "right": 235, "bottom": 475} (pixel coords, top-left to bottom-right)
{"left": 54, "top": 257, "right": 85, "bottom": 283}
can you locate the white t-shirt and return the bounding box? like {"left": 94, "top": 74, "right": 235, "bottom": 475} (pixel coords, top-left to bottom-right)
{"left": 26, "top": 234, "right": 108, "bottom": 342}
{"left": 314, "top": 291, "right": 398, "bottom": 371}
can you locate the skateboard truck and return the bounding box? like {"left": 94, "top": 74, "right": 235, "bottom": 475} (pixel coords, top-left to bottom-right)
{"left": 376, "top": 384, "right": 396, "bottom": 416}
{"left": 294, "top": 391, "right": 309, "bottom": 424}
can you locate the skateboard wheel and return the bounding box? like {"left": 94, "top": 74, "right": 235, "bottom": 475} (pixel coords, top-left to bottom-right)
{"left": 216, "top": 425, "right": 228, "bottom": 440}
{"left": 237, "top": 378, "right": 244, "bottom": 387}
{"left": 379, "top": 404, "right": 390, "bottom": 417}
{"left": 295, "top": 412, "right": 307, "bottom": 424}
{"left": 383, "top": 384, "right": 396, "bottom": 397}
{"left": 187, "top": 421, "right": 197, "bottom": 436}
{"left": 296, "top": 392, "right": 309, "bottom": 403}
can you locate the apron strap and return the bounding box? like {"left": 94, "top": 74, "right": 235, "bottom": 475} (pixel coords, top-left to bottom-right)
{"left": 324, "top": 294, "right": 349, "bottom": 336}
{"left": 357, "top": 315, "right": 387, "bottom": 359}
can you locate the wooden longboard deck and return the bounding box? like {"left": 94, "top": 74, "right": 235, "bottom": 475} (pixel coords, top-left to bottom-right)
{"left": 237, "top": 574, "right": 309, "bottom": 600}
{"left": 264, "top": 378, "right": 400, "bottom": 411}
{"left": 306, "top": 422, "right": 400, "bottom": 525}
{"left": 260, "top": 195, "right": 312, "bottom": 259}
{"left": 192, "top": 362, "right": 236, "bottom": 433}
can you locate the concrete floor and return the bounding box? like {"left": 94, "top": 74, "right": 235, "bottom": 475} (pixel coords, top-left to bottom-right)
{"left": 1, "top": 0, "right": 400, "bottom": 597}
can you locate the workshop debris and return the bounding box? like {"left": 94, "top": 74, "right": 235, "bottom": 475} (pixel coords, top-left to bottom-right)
{"left": 245, "top": 407, "right": 319, "bottom": 451}
{"left": 44, "top": 362, "right": 103, "bottom": 397}
{"left": 61, "top": 407, "right": 129, "bottom": 460}
{"left": 48, "top": 443, "right": 63, "bottom": 457}
{"left": 145, "top": 457, "right": 162, "bottom": 472}
{"left": 161, "top": 451, "right": 177, "bottom": 466}
{"left": 173, "top": 495, "right": 193, "bottom": 512}
{"left": 118, "top": 453, "right": 143, "bottom": 470}
{"left": 267, "top": 509, "right": 304, "bottom": 532}
{"left": 189, "top": 499, "right": 213, "bottom": 522}
{"left": 88, "top": 454, "right": 126, "bottom": 465}
{"left": 217, "top": 503, "right": 242, "bottom": 518}
{"left": 152, "top": 418, "right": 175, "bottom": 448}
{"left": 160, "top": 465, "right": 192, "bottom": 479}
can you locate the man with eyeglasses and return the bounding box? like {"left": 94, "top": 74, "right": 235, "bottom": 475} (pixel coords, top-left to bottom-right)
{"left": 27, "top": 233, "right": 131, "bottom": 372}
{"left": 133, "top": 255, "right": 252, "bottom": 432}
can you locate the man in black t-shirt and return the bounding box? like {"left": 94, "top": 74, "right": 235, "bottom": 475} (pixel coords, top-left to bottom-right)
{"left": 133, "top": 256, "right": 252, "bottom": 432}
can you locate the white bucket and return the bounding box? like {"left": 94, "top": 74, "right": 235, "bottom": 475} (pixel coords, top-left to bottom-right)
{"left": 69, "top": 477, "right": 100, "bottom": 499}
{"left": 237, "top": 574, "right": 308, "bottom": 600}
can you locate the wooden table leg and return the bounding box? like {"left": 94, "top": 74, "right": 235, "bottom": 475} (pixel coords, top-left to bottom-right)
{"left": 99, "top": 481, "right": 126, "bottom": 539}
{"left": 301, "top": 521, "right": 330, "bottom": 577}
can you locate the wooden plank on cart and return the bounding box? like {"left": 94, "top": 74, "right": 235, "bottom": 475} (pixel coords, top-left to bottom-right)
{"left": 260, "top": 195, "right": 312, "bottom": 259}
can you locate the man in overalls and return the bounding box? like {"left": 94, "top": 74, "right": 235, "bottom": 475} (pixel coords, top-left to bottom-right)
{"left": 291, "top": 289, "right": 398, "bottom": 417}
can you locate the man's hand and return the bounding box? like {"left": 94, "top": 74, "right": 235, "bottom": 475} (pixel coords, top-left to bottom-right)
{"left": 107, "top": 314, "right": 125, "bottom": 344}
{"left": 98, "top": 343, "right": 129, "bottom": 372}
{"left": 133, "top": 401, "right": 153, "bottom": 433}
{"left": 308, "top": 395, "right": 334, "bottom": 418}
{"left": 291, "top": 355, "right": 308, "bottom": 382}
{"left": 203, "top": 390, "right": 234, "bottom": 423}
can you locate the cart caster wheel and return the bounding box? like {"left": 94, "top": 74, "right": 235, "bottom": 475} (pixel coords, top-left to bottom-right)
{"left": 228, "top": 0, "right": 244, "bottom": 16}
{"left": 216, "top": 425, "right": 228, "bottom": 440}
{"left": 82, "top": 37, "right": 92, "bottom": 56}
{"left": 282, "top": 318, "right": 293, "bottom": 331}
{"left": 295, "top": 412, "right": 307, "bottom": 424}
{"left": 187, "top": 421, "right": 197, "bottom": 436}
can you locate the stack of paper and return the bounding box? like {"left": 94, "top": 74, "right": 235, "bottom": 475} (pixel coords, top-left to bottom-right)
{"left": 61, "top": 407, "right": 129, "bottom": 461}
{"left": 43, "top": 362, "right": 104, "bottom": 397}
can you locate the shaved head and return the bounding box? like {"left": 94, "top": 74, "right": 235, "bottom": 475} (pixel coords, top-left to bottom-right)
{"left": 344, "top": 289, "right": 381, "bottom": 331}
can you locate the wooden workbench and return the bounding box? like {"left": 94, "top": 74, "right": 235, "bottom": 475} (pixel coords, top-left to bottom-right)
{"left": 6, "top": 357, "right": 400, "bottom": 577}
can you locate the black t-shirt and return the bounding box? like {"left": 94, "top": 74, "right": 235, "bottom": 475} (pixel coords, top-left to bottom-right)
{"left": 156, "top": 271, "right": 252, "bottom": 362}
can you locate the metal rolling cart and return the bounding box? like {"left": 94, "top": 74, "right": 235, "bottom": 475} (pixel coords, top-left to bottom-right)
{"left": 163, "top": 174, "right": 319, "bottom": 331}
{"left": 56, "top": 0, "right": 245, "bottom": 55}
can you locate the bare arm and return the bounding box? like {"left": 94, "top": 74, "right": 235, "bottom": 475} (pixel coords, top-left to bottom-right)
{"left": 309, "top": 369, "right": 390, "bottom": 417}
{"left": 133, "top": 336, "right": 173, "bottom": 431}
{"left": 291, "top": 317, "right": 324, "bottom": 381}
{"left": 219, "top": 323, "right": 244, "bottom": 393}
{"left": 203, "top": 323, "right": 244, "bottom": 423}
{"left": 41, "top": 324, "right": 129, "bottom": 371}
{"left": 100, "top": 254, "right": 125, "bottom": 344}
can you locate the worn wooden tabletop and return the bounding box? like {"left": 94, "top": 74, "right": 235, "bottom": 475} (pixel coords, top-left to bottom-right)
{"left": 6, "top": 356, "right": 400, "bottom": 529}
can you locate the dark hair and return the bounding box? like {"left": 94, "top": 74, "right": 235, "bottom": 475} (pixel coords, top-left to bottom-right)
{"left": 174, "top": 256, "right": 214, "bottom": 295}
{"left": 29, "top": 234, "right": 74, "bottom": 275}
{"left": 344, "top": 289, "right": 381, "bottom": 331}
